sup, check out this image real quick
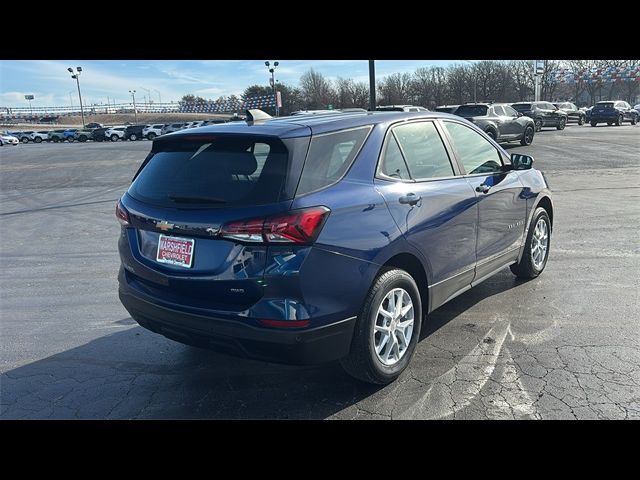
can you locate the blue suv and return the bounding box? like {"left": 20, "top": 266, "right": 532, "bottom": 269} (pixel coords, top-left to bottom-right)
{"left": 117, "top": 110, "right": 553, "bottom": 384}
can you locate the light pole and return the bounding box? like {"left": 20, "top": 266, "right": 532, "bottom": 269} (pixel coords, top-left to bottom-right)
{"left": 67, "top": 67, "right": 85, "bottom": 127}
{"left": 25, "top": 95, "right": 34, "bottom": 117}
{"left": 369, "top": 60, "right": 376, "bottom": 111}
{"left": 265, "top": 61, "right": 279, "bottom": 116}
{"left": 154, "top": 89, "right": 162, "bottom": 104}
{"left": 141, "top": 87, "right": 152, "bottom": 110}
{"left": 129, "top": 90, "right": 138, "bottom": 123}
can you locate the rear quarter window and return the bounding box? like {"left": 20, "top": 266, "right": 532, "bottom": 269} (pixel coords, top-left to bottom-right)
{"left": 295, "top": 126, "right": 372, "bottom": 196}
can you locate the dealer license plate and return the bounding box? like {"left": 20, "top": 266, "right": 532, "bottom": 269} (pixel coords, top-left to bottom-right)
{"left": 156, "top": 234, "right": 195, "bottom": 268}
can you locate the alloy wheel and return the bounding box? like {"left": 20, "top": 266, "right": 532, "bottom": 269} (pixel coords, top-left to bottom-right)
{"left": 531, "top": 217, "right": 549, "bottom": 270}
{"left": 373, "top": 288, "right": 414, "bottom": 366}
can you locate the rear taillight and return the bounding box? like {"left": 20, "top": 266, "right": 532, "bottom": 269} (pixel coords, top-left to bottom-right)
{"left": 219, "top": 206, "right": 330, "bottom": 245}
{"left": 116, "top": 200, "right": 130, "bottom": 226}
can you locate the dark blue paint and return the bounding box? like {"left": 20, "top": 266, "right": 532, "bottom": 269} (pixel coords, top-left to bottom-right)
{"left": 118, "top": 111, "right": 553, "bottom": 365}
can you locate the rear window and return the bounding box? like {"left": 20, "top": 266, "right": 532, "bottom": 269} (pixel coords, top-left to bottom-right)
{"left": 512, "top": 104, "right": 531, "bottom": 111}
{"left": 295, "top": 126, "right": 372, "bottom": 196}
{"left": 129, "top": 135, "right": 298, "bottom": 208}
{"left": 596, "top": 102, "right": 615, "bottom": 108}
{"left": 455, "top": 105, "right": 488, "bottom": 117}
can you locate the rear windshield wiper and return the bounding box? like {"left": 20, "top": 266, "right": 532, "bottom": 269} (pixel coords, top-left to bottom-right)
{"left": 168, "top": 194, "right": 227, "bottom": 204}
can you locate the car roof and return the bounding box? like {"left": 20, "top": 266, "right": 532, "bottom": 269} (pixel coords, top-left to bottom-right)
{"left": 162, "top": 111, "right": 454, "bottom": 138}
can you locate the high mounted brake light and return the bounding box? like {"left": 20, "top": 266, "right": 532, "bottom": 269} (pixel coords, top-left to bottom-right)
{"left": 219, "top": 207, "right": 330, "bottom": 245}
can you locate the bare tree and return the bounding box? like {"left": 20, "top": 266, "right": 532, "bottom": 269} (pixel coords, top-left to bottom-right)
{"left": 300, "top": 69, "right": 336, "bottom": 109}
{"left": 508, "top": 60, "right": 534, "bottom": 102}
{"left": 335, "top": 78, "right": 370, "bottom": 108}
{"left": 377, "top": 73, "right": 413, "bottom": 105}
{"left": 411, "top": 67, "right": 448, "bottom": 108}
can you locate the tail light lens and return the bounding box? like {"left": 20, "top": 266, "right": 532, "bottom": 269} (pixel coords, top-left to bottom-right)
{"left": 116, "top": 200, "right": 130, "bottom": 226}
{"left": 219, "top": 206, "right": 330, "bottom": 245}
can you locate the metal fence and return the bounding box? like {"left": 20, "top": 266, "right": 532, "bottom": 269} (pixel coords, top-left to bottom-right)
{"left": 0, "top": 94, "right": 277, "bottom": 119}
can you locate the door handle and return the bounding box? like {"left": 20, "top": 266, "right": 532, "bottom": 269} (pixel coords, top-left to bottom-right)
{"left": 476, "top": 184, "right": 491, "bottom": 193}
{"left": 399, "top": 193, "right": 422, "bottom": 205}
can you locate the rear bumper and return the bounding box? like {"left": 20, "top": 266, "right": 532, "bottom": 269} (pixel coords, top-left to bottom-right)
{"left": 590, "top": 114, "right": 620, "bottom": 122}
{"left": 118, "top": 284, "right": 356, "bottom": 366}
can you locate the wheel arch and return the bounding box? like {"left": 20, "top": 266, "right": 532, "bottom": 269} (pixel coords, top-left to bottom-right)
{"left": 378, "top": 253, "right": 429, "bottom": 319}
{"left": 536, "top": 195, "right": 553, "bottom": 229}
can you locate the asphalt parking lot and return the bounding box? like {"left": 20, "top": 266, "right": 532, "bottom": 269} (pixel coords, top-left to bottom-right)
{"left": 1, "top": 124, "right": 639, "bottom": 420}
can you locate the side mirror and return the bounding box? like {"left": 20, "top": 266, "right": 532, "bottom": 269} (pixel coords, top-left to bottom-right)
{"left": 511, "top": 153, "right": 534, "bottom": 170}
{"left": 517, "top": 112, "right": 523, "bottom": 117}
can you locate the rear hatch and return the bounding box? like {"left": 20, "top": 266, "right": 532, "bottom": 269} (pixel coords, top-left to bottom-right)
{"left": 120, "top": 131, "right": 311, "bottom": 311}
{"left": 592, "top": 102, "right": 615, "bottom": 117}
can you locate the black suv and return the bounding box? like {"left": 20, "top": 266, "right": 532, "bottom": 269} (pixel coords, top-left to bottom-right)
{"left": 553, "top": 102, "right": 586, "bottom": 125}
{"left": 123, "top": 125, "right": 146, "bottom": 141}
{"left": 510, "top": 102, "right": 568, "bottom": 131}
{"left": 454, "top": 103, "right": 536, "bottom": 145}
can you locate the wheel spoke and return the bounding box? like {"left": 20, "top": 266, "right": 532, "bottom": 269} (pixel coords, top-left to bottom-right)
{"left": 379, "top": 308, "right": 393, "bottom": 320}
{"left": 374, "top": 324, "right": 389, "bottom": 334}
{"left": 376, "top": 333, "right": 390, "bottom": 354}
{"left": 384, "top": 335, "right": 398, "bottom": 362}
{"left": 400, "top": 302, "right": 413, "bottom": 318}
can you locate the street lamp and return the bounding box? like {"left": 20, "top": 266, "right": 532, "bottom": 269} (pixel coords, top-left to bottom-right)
{"left": 129, "top": 90, "right": 137, "bottom": 123}
{"left": 265, "top": 61, "right": 279, "bottom": 116}
{"left": 68, "top": 66, "right": 85, "bottom": 127}
{"left": 153, "top": 89, "right": 162, "bottom": 104}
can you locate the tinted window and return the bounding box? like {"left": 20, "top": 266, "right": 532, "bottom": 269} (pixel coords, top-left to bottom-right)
{"left": 129, "top": 135, "right": 291, "bottom": 208}
{"left": 379, "top": 134, "right": 410, "bottom": 181}
{"left": 444, "top": 122, "right": 503, "bottom": 175}
{"left": 296, "top": 126, "right": 371, "bottom": 195}
{"left": 393, "top": 122, "right": 454, "bottom": 180}
{"left": 512, "top": 104, "right": 531, "bottom": 111}
{"left": 455, "top": 105, "right": 488, "bottom": 117}
{"left": 493, "top": 106, "right": 506, "bottom": 116}
{"left": 503, "top": 105, "right": 518, "bottom": 116}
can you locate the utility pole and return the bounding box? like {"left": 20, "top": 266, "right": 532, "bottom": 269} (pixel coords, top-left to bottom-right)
{"left": 369, "top": 60, "right": 376, "bottom": 111}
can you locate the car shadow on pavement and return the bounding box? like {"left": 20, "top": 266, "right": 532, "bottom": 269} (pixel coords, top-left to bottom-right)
{"left": 1, "top": 271, "right": 527, "bottom": 420}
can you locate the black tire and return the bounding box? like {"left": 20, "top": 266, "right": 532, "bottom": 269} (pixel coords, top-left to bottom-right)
{"left": 534, "top": 118, "right": 543, "bottom": 132}
{"left": 485, "top": 129, "right": 497, "bottom": 141}
{"left": 556, "top": 117, "right": 566, "bottom": 130}
{"left": 147, "top": 132, "right": 156, "bottom": 140}
{"left": 34, "top": 137, "right": 42, "bottom": 143}
{"left": 52, "top": 137, "right": 59, "bottom": 143}
{"left": 591, "top": 121, "right": 597, "bottom": 127}
{"left": 79, "top": 135, "right": 87, "bottom": 142}
{"left": 21, "top": 137, "right": 29, "bottom": 143}
{"left": 130, "top": 133, "right": 138, "bottom": 141}
{"left": 67, "top": 137, "right": 75, "bottom": 143}
{"left": 110, "top": 134, "right": 119, "bottom": 142}
{"left": 520, "top": 125, "right": 534, "bottom": 146}
{"left": 578, "top": 115, "right": 584, "bottom": 126}
{"left": 510, "top": 207, "right": 551, "bottom": 279}
{"left": 607, "top": 122, "right": 612, "bottom": 126}
{"left": 632, "top": 116, "right": 638, "bottom": 125}
{"left": 340, "top": 268, "right": 422, "bottom": 384}
{"left": 615, "top": 114, "right": 623, "bottom": 126}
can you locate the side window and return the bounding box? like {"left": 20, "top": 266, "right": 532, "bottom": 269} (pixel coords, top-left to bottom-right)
{"left": 493, "top": 106, "right": 506, "bottom": 116}
{"left": 392, "top": 122, "right": 454, "bottom": 180}
{"left": 379, "top": 134, "right": 411, "bottom": 181}
{"left": 296, "top": 126, "right": 372, "bottom": 195}
{"left": 443, "top": 122, "right": 503, "bottom": 175}
{"left": 503, "top": 105, "right": 518, "bottom": 117}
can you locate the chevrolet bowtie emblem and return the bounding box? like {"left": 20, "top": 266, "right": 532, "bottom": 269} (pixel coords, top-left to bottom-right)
{"left": 156, "top": 220, "right": 174, "bottom": 231}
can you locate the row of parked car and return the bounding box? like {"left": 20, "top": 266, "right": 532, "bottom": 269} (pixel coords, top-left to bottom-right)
{"left": 428, "top": 100, "right": 639, "bottom": 146}
{"left": 2, "top": 119, "right": 233, "bottom": 145}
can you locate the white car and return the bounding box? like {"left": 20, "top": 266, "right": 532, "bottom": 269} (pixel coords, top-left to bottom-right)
{"left": 143, "top": 124, "right": 165, "bottom": 140}
{"left": 0, "top": 134, "right": 19, "bottom": 146}
{"left": 187, "top": 121, "right": 205, "bottom": 128}
{"left": 29, "top": 131, "right": 50, "bottom": 143}
{"left": 105, "top": 126, "right": 126, "bottom": 142}
{"left": 634, "top": 104, "right": 640, "bottom": 113}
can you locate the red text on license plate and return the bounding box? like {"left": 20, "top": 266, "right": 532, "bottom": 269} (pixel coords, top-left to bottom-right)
{"left": 156, "top": 234, "right": 195, "bottom": 268}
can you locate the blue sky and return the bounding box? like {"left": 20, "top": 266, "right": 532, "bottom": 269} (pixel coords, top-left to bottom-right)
{"left": 0, "top": 60, "right": 476, "bottom": 108}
